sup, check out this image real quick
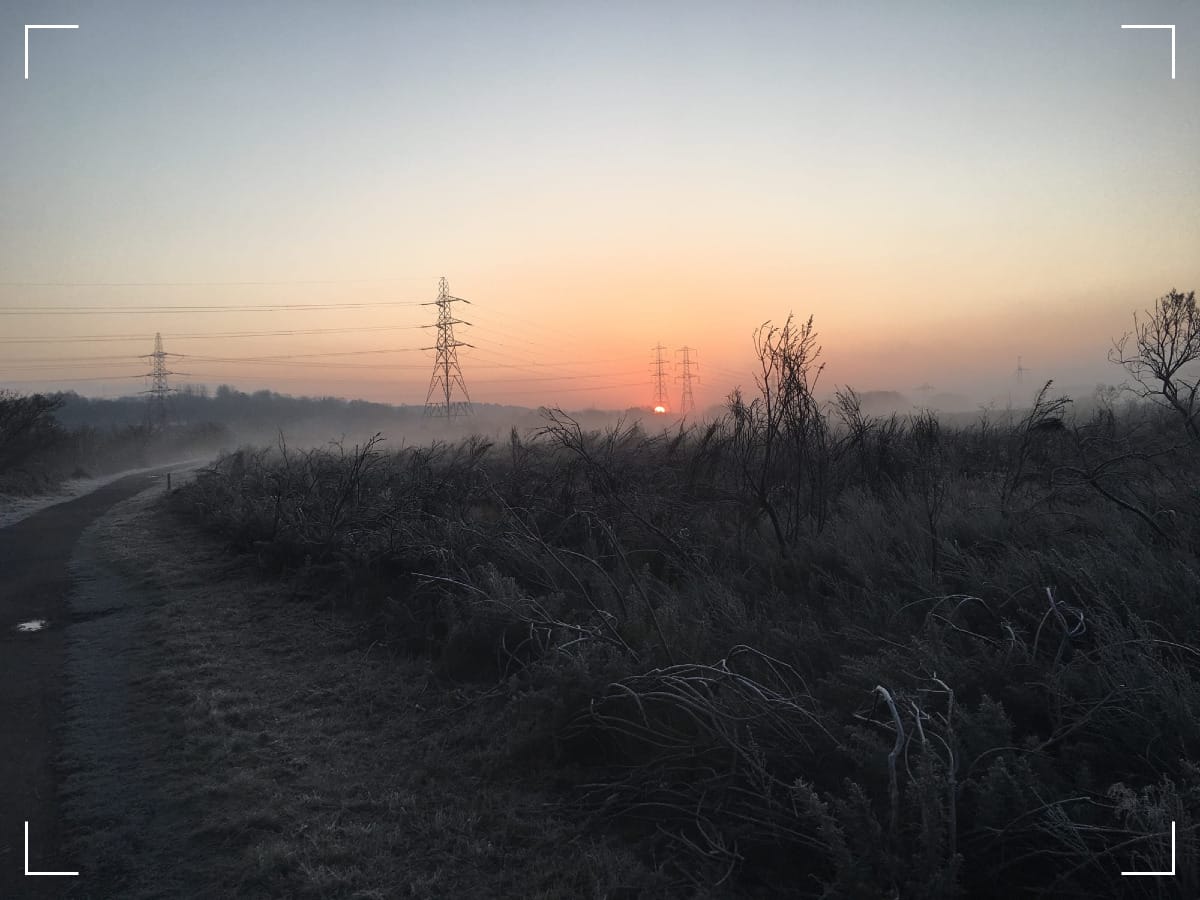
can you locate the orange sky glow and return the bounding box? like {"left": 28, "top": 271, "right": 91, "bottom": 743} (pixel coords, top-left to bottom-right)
{"left": 2, "top": 2, "right": 1197, "bottom": 413}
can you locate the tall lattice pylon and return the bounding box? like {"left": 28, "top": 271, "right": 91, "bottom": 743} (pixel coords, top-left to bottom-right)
{"left": 1015, "top": 355, "right": 1029, "bottom": 385}
{"left": 423, "top": 277, "right": 474, "bottom": 418}
{"left": 650, "top": 343, "right": 670, "bottom": 412}
{"left": 676, "top": 346, "right": 699, "bottom": 415}
{"left": 139, "top": 332, "right": 178, "bottom": 426}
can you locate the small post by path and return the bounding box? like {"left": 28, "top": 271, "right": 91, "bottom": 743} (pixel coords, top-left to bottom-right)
{"left": 166, "top": 472, "right": 172, "bottom": 491}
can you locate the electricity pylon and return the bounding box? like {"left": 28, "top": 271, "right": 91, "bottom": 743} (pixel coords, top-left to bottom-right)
{"left": 138, "top": 332, "right": 178, "bottom": 427}
{"left": 676, "top": 346, "right": 699, "bottom": 415}
{"left": 1015, "top": 355, "right": 1029, "bottom": 385}
{"left": 423, "top": 277, "right": 473, "bottom": 417}
{"left": 650, "top": 343, "right": 670, "bottom": 412}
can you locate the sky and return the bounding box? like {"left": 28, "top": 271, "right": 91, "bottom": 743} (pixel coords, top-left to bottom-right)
{"left": 2, "top": 1, "right": 1198, "bottom": 412}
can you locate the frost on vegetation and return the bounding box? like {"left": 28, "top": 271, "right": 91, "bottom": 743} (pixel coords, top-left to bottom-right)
{"left": 170, "top": 307, "right": 1200, "bottom": 897}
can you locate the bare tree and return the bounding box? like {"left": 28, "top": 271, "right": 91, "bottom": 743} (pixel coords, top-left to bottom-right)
{"left": 0, "top": 391, "right": 64, "bottom": 470}
{"left": 1110, "top": 288, "right": 1200, "bottom": 441}
{"left": 727, "top": 315, "right": 831, "bottom": 554}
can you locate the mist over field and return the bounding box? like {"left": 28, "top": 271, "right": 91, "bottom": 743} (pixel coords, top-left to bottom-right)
{"left": 3, "top": 1, "right": 1200, "bottom": 897}
{"left": 0, "top": 344, "right": 1165, "bottom": 511}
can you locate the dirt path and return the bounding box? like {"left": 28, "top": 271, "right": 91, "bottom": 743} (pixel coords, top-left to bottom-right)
{"left": 0, "top": 467, "right": 181, "bottom": 899}
{"left": 0, "top": 462, "right": 202, "bottom": 532}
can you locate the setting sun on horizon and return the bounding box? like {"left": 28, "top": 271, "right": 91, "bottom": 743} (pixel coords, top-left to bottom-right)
{"left": 2, "top": 2, "right": 1197, "bottom": 412}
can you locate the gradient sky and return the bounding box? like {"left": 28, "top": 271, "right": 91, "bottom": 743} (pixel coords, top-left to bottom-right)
{"left": 2, "top": 1, "right": 1198, "bottom": 410}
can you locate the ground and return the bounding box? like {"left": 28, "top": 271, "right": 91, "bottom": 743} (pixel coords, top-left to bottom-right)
{"left": 1, "top": 479, "right": 666, "bottom": 899}
{"left": 0, "top": 469, "right": 178, "bottom": 900}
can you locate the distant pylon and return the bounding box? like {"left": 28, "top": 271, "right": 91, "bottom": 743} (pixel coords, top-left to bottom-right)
{"left": 423, "top": 277, "right": 473, "bottom": 417}
{"left": 650, "top": 343, "right": 670, "bottom": 412}
{"left": 138, "top": 332, "right": 178, "bottom": 426}
{"left": 1015, "top": 355, "right": 1029, "bottom": 385}
{"left": 676, "top": 346, "right": 699, "bottom": 415}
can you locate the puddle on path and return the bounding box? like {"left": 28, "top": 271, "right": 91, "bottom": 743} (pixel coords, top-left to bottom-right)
{"left": 15, "top": 619, "right": 48, "bottom": 633}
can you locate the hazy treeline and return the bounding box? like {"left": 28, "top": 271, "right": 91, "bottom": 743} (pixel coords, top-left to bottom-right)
{"left": 52, "top": 385, "right": 663, "bottom": 448}
{"left": 52, "top": 385, "right": 418, "bottom": 433}
{"left": 0, "top": 390, "right": 229, "bottom": 496}
{"left": 1, "top": 382, "right": 688, "bottom": 498}
{"left": 172, "top": 292, "right": 1200, "bottom": 897}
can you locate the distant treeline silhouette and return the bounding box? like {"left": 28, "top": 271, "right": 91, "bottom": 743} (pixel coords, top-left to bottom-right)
{"left": 0, "top": 390, "right": 228, "bottom": 495}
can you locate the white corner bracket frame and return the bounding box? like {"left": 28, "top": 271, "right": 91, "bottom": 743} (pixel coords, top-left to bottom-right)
{"left": 1121, "top": 24, "right": 1176, "bottom": 80}
{"left": 24, "top": 821, "right": 78, "bottom": 877}
{"left": 24, "top": 24, "right": 79, "bottom": 79}
{"left": 1121, "top": 820, "right": 1176, "bottom": 877}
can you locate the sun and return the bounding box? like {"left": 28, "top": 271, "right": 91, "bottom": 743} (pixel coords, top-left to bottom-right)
{"left": 654, "top": 405, "right": 667, "bottom": 414}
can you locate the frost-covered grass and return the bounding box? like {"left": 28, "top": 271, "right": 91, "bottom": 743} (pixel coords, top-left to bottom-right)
{"left": 170, "top": 385, "right": 1200, "bottom": 898}
{"left": 62, "top": 485, "right": 660, "bottom": 899}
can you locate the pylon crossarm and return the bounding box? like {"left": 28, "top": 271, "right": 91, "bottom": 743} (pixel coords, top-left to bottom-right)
{"left": 421, "top": 277, "right": 473, "bottom": 417}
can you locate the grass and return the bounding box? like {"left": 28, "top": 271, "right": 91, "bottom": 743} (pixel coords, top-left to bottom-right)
{"left": 62, "top": 486, "right": 668, "bottom": 899}
{"left": 152, "top": 342, "right": 1200, "bottom": 896}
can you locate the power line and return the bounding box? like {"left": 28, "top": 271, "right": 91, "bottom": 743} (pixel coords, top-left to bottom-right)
{"left": 0, "top": 355, "right": 147, "bottom": 368}
{"left": 138, "top": 332, "right": 178, "bottom": 426}
{"left": 422, "top": 277, "right": 473, "bottom": 418}
{"left": 676, "top": 346, "right": 699, "bottom": 415}
{"left": 0, "top": 370, "right": 654, "bottom": 399}
{"left": 0, "top": 280, "right": 695, "bottom": 409}
{"left": 183, "top": 348, "right": 424, "bottom": 361}
{"left": 0, "top": 278, "right": 432, "bottom": 287}
{"left": 0, "top": 374, "right": 145, "bottom": 384}
{"left": 0, "top": 300, "right": 425, "bottom": 315}
{"left": 502, "top": 380, "right": 650, "bottom": 396}
{"left": 468, "top": 342, "right": 640, "bottom": 372}
{"left": 706, "top": 364, "right": 752, "bottom": 384}
{"left": 2, "top": 348, "right": 425, "bottom": 366}
{"left": 471, "top": 370, "right": 645, "bottom": 385}
{"left": 171, "top": 357, "right": 427, "bottom": 370}
{"left": 0, "top": 323, "right": 430, "bottom": 345}
{"left": 470, "top": 305, "right": 598, "bottom": 349}
{"left": 650, "top": 343, "right": 670, "bottom": 412}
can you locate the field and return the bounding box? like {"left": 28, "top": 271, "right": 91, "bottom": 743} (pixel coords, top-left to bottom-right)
{"left": 60, "top": 487, "right": 662, "bottom": 899}
{"left": 165, "top": 316, "right": 1200, "bottom": 898}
